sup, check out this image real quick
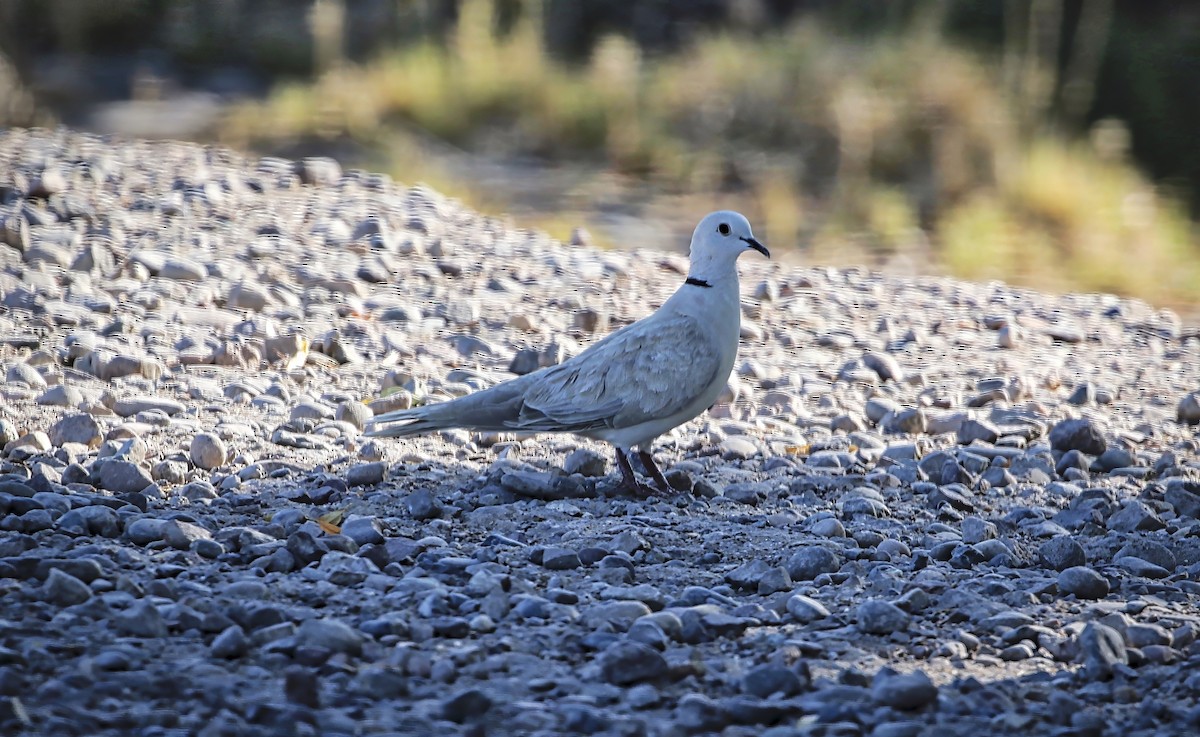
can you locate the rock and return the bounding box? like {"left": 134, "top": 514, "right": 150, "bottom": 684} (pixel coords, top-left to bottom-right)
{"left": 95, "top": 460, "right": 154, "bottom": 494}
{"left": 599, "top": 641, "right": 668, "bottom": 685}
{"left": 957, "top": 418, "right": 1000, "bottom": 445}
{"left": 1079, "top": 622, "right": 1127, "bottom": 679}
{"left": 47, "top": 413, "right": 103, "bottom": 447}
{"left": 1058, "top": 566, "right": 1109, "bottom": 599}
{"left": 857, "top": 600, "right": 909, "bottom": 634}
{"left": 190, "top": 432, "right": 227, "bottom": 470}
{"left": 116, "top": 600, "right": 168, "bottom": 638}
{"left": 163, "top": 520, "right": 213, "bottom": 550}
{"left": 1178, "top": 392, "right": 1200, "bottom": 425}
{"left": 564, "top": 448, "right": 607, "bottom": 477}
{"left": 785, "top": 547, "right": 840, "bottom": 580}
{"left": 42, "top": 568, "right": 92, "bottom": 606}
{"left": 6, "top": 362, "right": 46, "bottom": 388}
{"left": 1039, "top": 536, "right": 1086, "bottom": 571}
{"left": 347, "top": 461, "right": 388, "bottom": 486}
{"left": 540, "top": 547, "right": 581, "bottom": 570}
{"left": 160, "top": 257, "right": 207, "bottom": 281}
{"left": 442, "top": 688, "right": 492, "bottom": 724}
{"left": 211, "top": 625, "right": 249, "bottom": 658}
{"left": 57, "top": 506, "right": 122, "bottom": 537}
{"left": 742, "top": 665, "right": 804, "bottom": 698}
{"left": 297, "top": 618, "right": 363, "bottom": 656}
{"left": 1049, "top": 418, "right": 1107, "bottom": 455}
{"left": 872, "top": 669, "right": 937, "bottom": 710}
{"left": 341, "top": 516, "right": 385, "bottom": 546}
{"left": 126, "top": 518, "right": 168, "bottom": 545}
{"left": 786, "top": 595, "right": 831, "bottom": 623}
{"left": 719, "top": 437, "right": 759, "bottom": 460}
{"left": 112, "top": 395, "right": 186, "bottom": 417}
{"left": 36, "top": 384, "right": 83, "bottom": 408}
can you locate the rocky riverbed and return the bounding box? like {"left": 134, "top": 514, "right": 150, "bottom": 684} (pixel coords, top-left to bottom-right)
{"left": 2, "top": 127, "right": 1200, "bottom": 736}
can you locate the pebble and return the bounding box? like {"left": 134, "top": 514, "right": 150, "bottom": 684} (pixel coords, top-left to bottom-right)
{"left": 871, "top": 668, "right": 938, "bottom": 710}
{"left": 190, "top": 432, "right": 228, "bottom": 470}
{"left": 857, "top": 600, "right": 910, "bottom": 634}
{"left": 600, "top": 641, "right": 668, "bottom": 685}
{"left": 42, "top": 568, "right": 93, "bottom": 606}
{"left": 1058, "top": 566, "right": 1110, "bottom": 599}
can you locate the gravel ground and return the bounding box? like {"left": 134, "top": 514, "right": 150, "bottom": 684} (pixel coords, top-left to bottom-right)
{"left": 2, "top": 127, "right": 1200, "bottom": 737}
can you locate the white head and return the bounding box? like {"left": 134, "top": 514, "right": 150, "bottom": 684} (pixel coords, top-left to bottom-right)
{"left": 686, "top": 210, "right": 769, "bottom": 284}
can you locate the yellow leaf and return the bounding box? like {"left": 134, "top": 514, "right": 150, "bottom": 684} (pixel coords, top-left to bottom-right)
{"left": 317, "top": 509, "right": 347, "bottom": 534}
{"left": 784, "top": 444, "right": 811, "bottom": 455}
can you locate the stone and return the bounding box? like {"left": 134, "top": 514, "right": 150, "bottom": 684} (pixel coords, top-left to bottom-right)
{"left": 1049, "top": 418, "right": 1106, "bottom": 455}
{"left": 42, "top": 568, "right": 92, "bottom": 606}
{"left": 719, "top": 437, "right": 760, "bottom": 460}
{"left": 857, "top": 600, "right": 909, "bottom": 634}
{"left": 564, "top": 448, "right": 607, "bottom": 477}
{"left": 1079, "top": 622, "right": 1127, "bottom": 679}
{"left": 1058, "top": 566, "right": 1109, "bottom": 599}
{"left": 116, "top": 600, "right": 168, "bottom": 638}
{"left": 95, "top": 460, "right": 154, "bottom": 494}
{"left": 347, "top": 461, "right": 388, "bottom": 486}
{"left": 6, "top": 362, "right": 46, "bottom": 388}
{"left": 211, "top": 625, "right": 249, "bottom": 658}
{"left": 112, "top": 395, "right": 186, "bottom": 417}
{"left": 541, "top": 546, "right": 581, "bottom": 570}
{"left": 47, "top": 413, "right": 103, "bottom": 448}
{"left": 872, "top": 669, "right": 937, "bottom": 710}
{"left": 1178, "top": 392, "right": 1200, "bottom": 425}
{"left": 36, "top": 384, "right": 83, "bottom": 408}
{"left": 1039, "top": 536, "right": 1086, "bottom": 571}
{"left": 163, "top": 520, "right": 213, "bottom": 550}
{"left": 190, "top": 432, "right": 227, "bottom": 470}
{"left": 297, "top": 618, "right": 363, "bottom": 656}
{"left": 599, "top": 641, "right": 668, "bottom": 685}
{"left": 785, "top": 547, "right": 840, "bottom": 580}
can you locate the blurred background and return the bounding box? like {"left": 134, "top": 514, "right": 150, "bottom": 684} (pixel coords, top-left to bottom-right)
{"left": 1, "top": 0, "right": 1198, "bottom": 315}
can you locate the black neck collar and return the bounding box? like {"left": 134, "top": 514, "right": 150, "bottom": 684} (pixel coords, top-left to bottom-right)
{"left": 685, "top": 277, "right": 712, "bottom": 288}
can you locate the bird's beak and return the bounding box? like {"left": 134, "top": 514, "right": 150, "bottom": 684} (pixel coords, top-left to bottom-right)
{"left": 741, "top": 236, "right": 769, "bottom": 258}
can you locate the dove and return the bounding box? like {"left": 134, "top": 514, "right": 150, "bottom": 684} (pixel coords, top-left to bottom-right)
{"left": 367, "top": 210, "right": 769, "bottom": 494}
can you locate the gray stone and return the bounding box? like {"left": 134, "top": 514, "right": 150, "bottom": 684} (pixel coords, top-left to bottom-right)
{"left": 341, "top": 516, "right": 385, "bottom": 546}
{"left": 872, "top": 669, "right": 937, "bottom": 710}
{"left": 1049, "top": 418, "right": 1106, "bottom": 455}
{"left": 47, "top": 413, "right": 103, "bottom": 448}
{"left": 564, "top": 448, "right": 607, "bottom": 477}
{"left": 6, "top": 362, "right": 46, "bottom": 388}
{"left": 857, "top": 600, "right": 909, "bottom": 634}
{"left": 95, "top": 460, "right": 154, "bottom": 494}
{"left": 404, "top": 488, "right": 441, "bottom": 520}
{"left": 297, "top": 617, "right": 363, "bottom": 655}
{"left": 957, "top": 418, "right": 1000, "bottom": 445}
{"left": 57, "top": 505, "right": 122, "bottom": 537}
{"left": 112, "top": 395, "right": 186, "bottom": 417}
{"left": 116, "top": 600, "right": 168, "bottom": 638}
{"left": 211, "top": 625, "right": 249, "bottom": 658}
{"left": 190, "top": 432, "right": 227, "bottom": 470}
{"left": 1039, "top": 536, "right": 1086, "bottom": 571}
{"left": 163, "top": 520, "right": 212, "bottom": 550}
{"left": 719, "top": 436, "right": 760, "bottom": 460}
{"left": 1177, "top": 392, "right": 1200, "bottom": 425}
{"left": 1058, "top": 566, "right": 1109, "bottom": 599}
{"left": 335, "top": 400, "right": 373, "bottom": 431}
{"left": 785, "top": 547, "right": 840, "bottom": 580}
{"left": 1079, "top": 622, "right": 1127, "bottom": 679}
{"left": 599, "top": 641, "right": 668, "bottom": 685}
{"left": 43, "top": 568, "right": 92, "bottom": 606}
{"left": 347, "top": 461, "right": 389, "bottom": 486}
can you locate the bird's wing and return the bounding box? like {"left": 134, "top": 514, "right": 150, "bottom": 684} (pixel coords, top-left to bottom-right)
{"left": 510, "top": 312, "right": 725, "bottom": 433}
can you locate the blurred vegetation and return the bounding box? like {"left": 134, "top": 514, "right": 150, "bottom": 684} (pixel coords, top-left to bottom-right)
{"left": 2, "top": 0, "right": 1198, "bottom": 310}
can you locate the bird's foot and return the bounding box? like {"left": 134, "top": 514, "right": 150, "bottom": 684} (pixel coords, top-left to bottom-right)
{"left": 614, "top": 448, "right": 665, "bottom": 497}
{"left": 636, "top": 450, "right": 675, "bottom": 496}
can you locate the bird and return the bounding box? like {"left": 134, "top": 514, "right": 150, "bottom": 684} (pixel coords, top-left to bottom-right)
{"left": 366, "top": 210, "right": 769, "bottom": 495}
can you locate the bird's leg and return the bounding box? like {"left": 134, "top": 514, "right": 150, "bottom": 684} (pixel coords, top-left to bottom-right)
{"left": 636, "top": 450, "right": 673, "bottom": 495}
{"left": 614, "top": 448, "right": 654, "bottom": 496}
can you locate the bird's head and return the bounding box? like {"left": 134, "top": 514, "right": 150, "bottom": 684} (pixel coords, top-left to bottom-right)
{"left": 687, "top": 211, "right": 769, "bottom": 281}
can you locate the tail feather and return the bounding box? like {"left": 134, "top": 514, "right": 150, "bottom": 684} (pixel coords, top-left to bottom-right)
{"left": 364, "top": 376, "right": 534, "bottom": 438}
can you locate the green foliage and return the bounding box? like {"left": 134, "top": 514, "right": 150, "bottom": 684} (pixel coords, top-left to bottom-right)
{"left": 220, "top": 0, "right": 1199, "bottom": 309}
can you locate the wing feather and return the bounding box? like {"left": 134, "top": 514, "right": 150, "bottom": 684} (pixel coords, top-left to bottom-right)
{"left": 510, "top": 313, "right": 723, "bottom": 432}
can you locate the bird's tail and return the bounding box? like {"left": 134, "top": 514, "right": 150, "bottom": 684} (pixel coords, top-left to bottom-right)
{"left": 364, "top": 377, "right": 532, "bottom": 438}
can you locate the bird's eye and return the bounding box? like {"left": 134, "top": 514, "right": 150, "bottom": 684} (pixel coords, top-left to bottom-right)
{"left": 717, "top": 223, "right": 731, "bottom": 236}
